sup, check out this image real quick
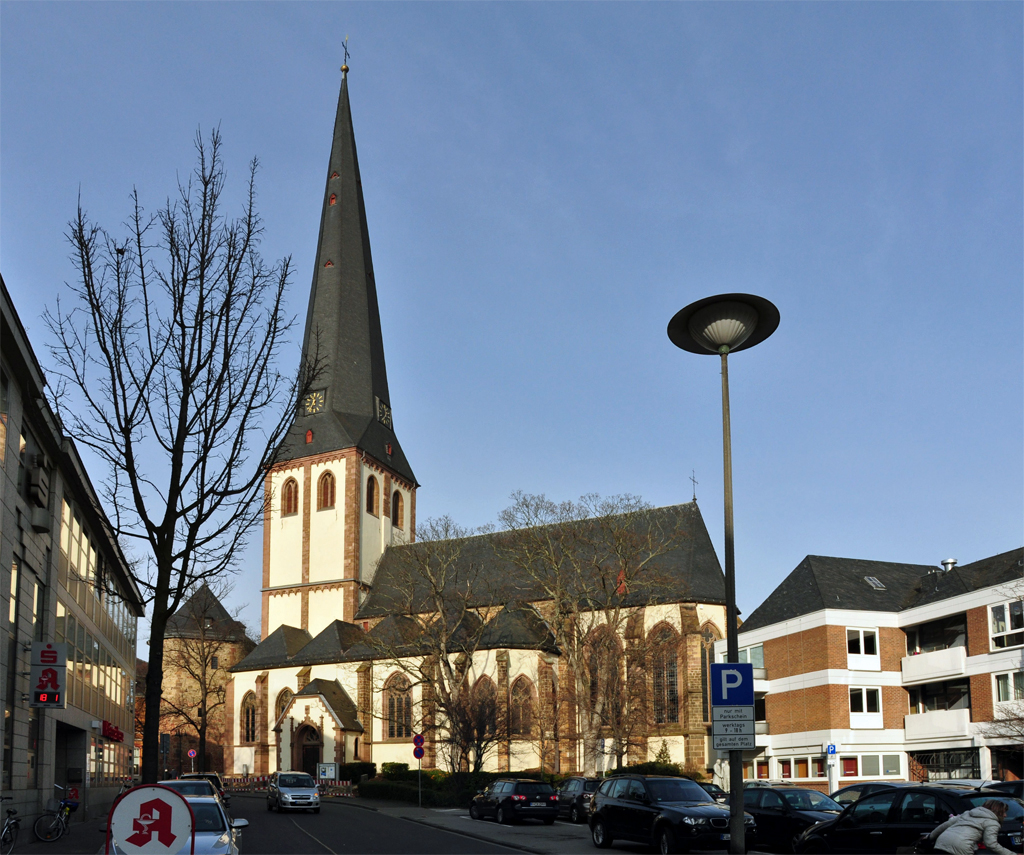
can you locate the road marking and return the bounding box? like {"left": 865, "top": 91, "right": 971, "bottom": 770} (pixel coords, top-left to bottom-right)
{"left": 290, "top": 817, "right": 338, "bottom": 854}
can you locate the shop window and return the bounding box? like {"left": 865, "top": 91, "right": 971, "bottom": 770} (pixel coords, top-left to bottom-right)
{"left": 862, "top": 755, "right": 880, "bottom": 776}
{"left": 756, "top": 760, "right": 769, "bottom": 779}
{"left": 795, "top": 759, "right": 809, "bottom": 778}
{"left": 883, "top": 755, "right": 901, "bottom": 776}
{"left": 779, "top": 759, "right": 792, "bottom": 778}
{"left": 813, "top": 758, "right": 826, "bottom": 778}
{"left": 991, "top": 601, "right": 1024, "bottom": 649}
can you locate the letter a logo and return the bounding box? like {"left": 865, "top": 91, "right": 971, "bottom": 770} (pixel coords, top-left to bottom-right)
{"left": 35, "top": 668, "right": 59, "bottom": 691}
{"left": 125, "top": 799, "right": 178, "bottom": 847}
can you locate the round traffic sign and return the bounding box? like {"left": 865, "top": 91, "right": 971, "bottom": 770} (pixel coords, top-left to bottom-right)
{"left": 107, "top": 784, "right": 194, "bottom": 855}
{"left": 413, "top": 746, "right": 425, "bottom": 759}
{"left": 187, "top": 749, "right": 197, "bottom": 758}
{"left": 412, "top": 733, "right": 424, "bottom": 748}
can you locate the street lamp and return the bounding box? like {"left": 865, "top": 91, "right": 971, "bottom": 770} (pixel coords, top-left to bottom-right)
{"left": 668, "top": 293, "right": 779, "bottom": 855}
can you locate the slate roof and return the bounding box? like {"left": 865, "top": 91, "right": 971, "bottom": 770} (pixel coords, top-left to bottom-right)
{"left": 478, "top": 603, "right": 559, "bottom": 653}
{"left": 357, "top": 502, "right": 725, "bottom": 619}
{"left": 341, "top": 614, "right": 422, "bottom": 662}
{"left": 165, "top": 584, "right": 249, "bottom": 642}
{"left": 290, "top": 620, "right": 369, "bottom": 666}
{"left": 295, "top": 678, "right": 363, "bottom": 732}
{"left": 230, "top": 625, "right": 312, "bottom": 672}
{"left": 276, "top": 70, "right": 415, "bottom": 484}
{"left": 739, "top": 548, "right": 1024, "bottom": 634}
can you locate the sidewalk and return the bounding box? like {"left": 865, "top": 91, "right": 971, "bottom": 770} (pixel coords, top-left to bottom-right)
{"left": 14, "top": 814, "right": 109, "bottom": 855}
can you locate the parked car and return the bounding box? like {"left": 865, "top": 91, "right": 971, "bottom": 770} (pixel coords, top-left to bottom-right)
{"left": 469, "top": 779, "right": 559, "bottom": 824}
{"left": 699, "top": 782, "right": 728, "bottom": 804}
{"left": 160, "top": 778, "right": 221, "bottom": 799}
{"left": 557, "top": 776, "right": 601, "bottom": 823}
{"left": 588, "top": 774, "right": 756, "bottom": 853}
{"left": 794, "top": 785, "right": 1023, "bottom": 854}
{"left": 829, "top": 780, "right": 918, "bottom": 806}
{"left": 266, "top": 771, "right": 321, "bottom": 813}
{"left": 110, "top": 796, "right": 247, "bottom": 855}
{"left": 985, "top": 781, "right": 1024, "bottom": 800}
{"left": 742, "top": 786, "right": 841, "bottom": 852}
{"left": 181, "top": 772, "right": 231, "bottom": 807}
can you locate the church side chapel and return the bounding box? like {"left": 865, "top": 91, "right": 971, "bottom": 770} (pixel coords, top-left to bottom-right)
{"left": 226, "top": 66, "right": 730, "bottom": 778}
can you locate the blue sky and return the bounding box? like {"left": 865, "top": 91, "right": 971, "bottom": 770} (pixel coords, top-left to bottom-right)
{"left": 2, "top": 2, "right": 1021, "bottom": 637}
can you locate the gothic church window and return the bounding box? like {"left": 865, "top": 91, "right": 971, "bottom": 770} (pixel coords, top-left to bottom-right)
{"left": 700, "top": 623, "right": 721, "bottom": 723}
{"left": 391, "top": 491, "right": 403, "bottom": 528}
{"left": 510, "top": 676, "right": 535, "bottom": 736}
{"left": 241, "top": 692, "right": 257, "bottom": 743}
{"left": 275, "top": 688, "right": 293, "bottom": 722}
{"left": 385, "top": 673, "right": 412, "bottom": 739}
{"left": 282, "top": 478, "right": 299, "bottom": 516}
{"left": 651, "top": 625, "right": 680, "bottom": 725}
{"left": 366, "top": 476, "right": 379, "bottom": 516}
{"left": 317, "top": 471, "right": 335, "bottom": 510}
{"left": 471, "top": 677, "right": 498, "bottom": 737}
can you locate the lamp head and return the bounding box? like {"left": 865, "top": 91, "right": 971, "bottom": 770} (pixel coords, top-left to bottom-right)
{"left": 668, "top": 293, "right": 780, "bottom": 355}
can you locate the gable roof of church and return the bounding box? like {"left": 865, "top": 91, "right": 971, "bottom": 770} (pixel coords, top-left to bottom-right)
{"left": 357, "top": 502, "right": 726, "bottom": 619}
{"left": 290, "top": 619, "right": 366, "bottom": 666}
{"left": 276, "top": 69, "right": 415, "bottom": 484}
{"left": 295, "top": 678, "right": 363, "bottom": 732}
{"left": 230, "top": 624, "right": 312, "bottom": 672}
{"left": 165, "top": 584, "right": 249, "bottom": 642}
{"left": 478, "top": 603, "right": 559, "bottom": 653}
{"left": 738, "top": 547, "right": 1024, "bottom": 633}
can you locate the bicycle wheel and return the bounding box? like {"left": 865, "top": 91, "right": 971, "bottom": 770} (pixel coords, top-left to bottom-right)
{"left": 33, "top": 812, "right": 63, "bottom": 842}
{"left": 2, "top": 822, "right": 18, "bottom": 855}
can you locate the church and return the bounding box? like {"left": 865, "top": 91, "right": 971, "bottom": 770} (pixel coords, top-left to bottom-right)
{"left": 225, "top": 68, "right": 732, "bottom": 778}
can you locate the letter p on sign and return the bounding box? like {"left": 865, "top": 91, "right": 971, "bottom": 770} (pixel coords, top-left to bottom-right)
{"left": 710, "top": 663, "right": 754, "bottom": 708}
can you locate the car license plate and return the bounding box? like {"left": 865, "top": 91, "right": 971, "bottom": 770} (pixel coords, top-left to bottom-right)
{"left": 530, "top": 801, "right": 545, "bottom": 807}
{"left": 1011, "top": 835, "right": 1021, "bottom": 846}
{"left": 720, "top": 834, "right": 730, "bottom": 841}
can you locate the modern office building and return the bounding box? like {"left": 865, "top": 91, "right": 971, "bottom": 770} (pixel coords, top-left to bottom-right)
{"left": 1, "top": 275, "right": 144, "bottom": 822}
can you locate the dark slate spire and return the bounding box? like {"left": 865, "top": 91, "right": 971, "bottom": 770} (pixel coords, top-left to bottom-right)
{"left": 279, "top": 68, "right": 416, "bottom": 484}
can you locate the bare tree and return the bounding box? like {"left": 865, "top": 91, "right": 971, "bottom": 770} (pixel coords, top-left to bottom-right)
{"left": 495, "top": 493, "right": 688, "bottom": 775}
{"left": 365, "top": 516, "right": 508, "bottom": 773}
{"left": 45, "top": 128, "right": 311, "bottom": 782}
{"left": 161, "top": 583, "right": 255, "bottom": 773}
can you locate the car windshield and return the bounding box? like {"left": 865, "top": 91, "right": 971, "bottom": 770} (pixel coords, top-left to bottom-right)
{"left": 647, "top": 779, "right": 711, "bottom": 803}
{"left": 965, "top": 795, "right": 1024, "bottom": 820}
{"left": 191, "top": 803, "right": 226, "bottom": 833}
{"left": 163, "top": 781, "right": 215, "bottom": 796}
{"left": 515, "top": 783, "right": 555, "bottom": 795}
{"left": 279, "top": 774, "right": 315, "bottom": 788}
{"left": 782, "top": 790, "right": 842, "bottom": 811}
{"left": 583, "top": 781, "right": 599, "bottom": 792}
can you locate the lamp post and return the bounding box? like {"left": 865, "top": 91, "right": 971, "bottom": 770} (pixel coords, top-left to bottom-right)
{"left": 668, "top": 294, "right": 779, "bottom": 855}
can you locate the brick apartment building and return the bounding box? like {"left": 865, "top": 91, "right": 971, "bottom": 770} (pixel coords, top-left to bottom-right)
{"left": 713, "top": 548, "right": 1023, "bottom": 792}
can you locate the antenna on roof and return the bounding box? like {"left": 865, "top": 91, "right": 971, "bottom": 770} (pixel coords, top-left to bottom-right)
{"left": 690, "top": 470, "right": 698, "bottom": 502}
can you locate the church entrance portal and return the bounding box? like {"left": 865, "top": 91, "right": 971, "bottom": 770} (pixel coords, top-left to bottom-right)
{"left": 293, "top": 725, "right": 321, "bottom": 777}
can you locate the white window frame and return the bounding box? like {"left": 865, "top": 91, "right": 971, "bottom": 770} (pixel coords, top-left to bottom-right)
{"left": 847, "top": 628, "right": 881, "bottom": 671}
{"left": 993, "top": 670, "right": 1024, "bottom": 705}
{"left": 849, "top": 686, "right": 883, "bottom": 728}
{"left": 837, "top": 752, "right": 903, "bottom": 779}
{"left": 990, "top": 600, "right": 1024, "bottom": 651}
{"left": 738, "top": 644, "right": 764, "bottom": 669}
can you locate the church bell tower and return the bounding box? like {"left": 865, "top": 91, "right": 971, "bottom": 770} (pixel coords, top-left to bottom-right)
{"left": 261, "top": 66, "right": 417, "bottom": 638}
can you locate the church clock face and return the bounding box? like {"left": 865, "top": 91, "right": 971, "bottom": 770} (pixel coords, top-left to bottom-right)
{"left": 304, "top": 389, "right": 326, "bottom": 415}
{"left": 376, "top": 397, "right": 392, "bottom": 430}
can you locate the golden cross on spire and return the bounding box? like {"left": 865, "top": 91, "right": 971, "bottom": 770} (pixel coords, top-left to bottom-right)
{"left": 342, "top": 35, "right": 350, "bottom": 73}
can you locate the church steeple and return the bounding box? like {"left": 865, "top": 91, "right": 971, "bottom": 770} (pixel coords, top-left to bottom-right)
{"left": 280, "top": 67, "right": 416, "bottom": 485}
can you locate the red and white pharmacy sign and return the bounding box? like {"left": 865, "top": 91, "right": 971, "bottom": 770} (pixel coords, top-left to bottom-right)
{"left": 29, "top": 642, "right": 66, "bottom": 709}
{"left": 107, "top": 785, "right": 194, "bottom": 855}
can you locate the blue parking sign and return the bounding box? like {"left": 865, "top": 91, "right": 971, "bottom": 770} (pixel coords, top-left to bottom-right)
{"left": 710, "top": 663, "right": 754, "bottom": 707}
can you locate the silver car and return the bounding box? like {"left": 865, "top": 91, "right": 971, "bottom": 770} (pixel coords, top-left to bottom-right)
{"left": 267, "top": 771, "right": 321, "bottom": 813}
{"left": 109, "top": 796, "right": 247, "bottom": 855}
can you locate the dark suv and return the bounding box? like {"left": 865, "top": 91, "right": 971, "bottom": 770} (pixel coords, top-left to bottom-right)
{"left": 588, "top": 774, "right": 756, "bottom": 853}
{"left": 470, "top": 779, "right": 559, "bottom": 824}
{"left": 741, "top": 785, "right": 841, "bottom": 851}
{"left": 181, "top": 772, "right": 230, "bottom": 807}
{"left": 558, "top": 776, "right": 601, "bottom": 823}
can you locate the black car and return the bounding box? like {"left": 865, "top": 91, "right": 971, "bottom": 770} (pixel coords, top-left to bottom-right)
{"left": 182, "top": 771, "right": 231, "bottom": 807}
{"left": 829, "top": 780, "right": 917, "bottom": 806}
{"left": 469, "top": 779, "right": 559, "bottom": 824}
{"left": 699, "top": 782, "right": 728, "bottom": 804}
{"left": 985, "top": 781, "right": 1024, "bottom": 800}
{"left": 742, "top": 786, "right": 841, "bottom": 852}
{"left": 558, "top": 776, "right": 601, "bottom": 823}
{"left": 588, "top": 774, "right": 756, "bottom": 853}
{"left": 794, "top": 785, "right": 1023, "bottom": 853}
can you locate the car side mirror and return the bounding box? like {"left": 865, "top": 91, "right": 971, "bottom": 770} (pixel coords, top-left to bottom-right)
{"left": 231, "top": 818, "right": 249, "bottom": 829}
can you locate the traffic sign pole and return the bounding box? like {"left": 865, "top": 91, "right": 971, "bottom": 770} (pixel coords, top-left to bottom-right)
{"left": 412, "top": 734, "right": 425, "bottom": 808}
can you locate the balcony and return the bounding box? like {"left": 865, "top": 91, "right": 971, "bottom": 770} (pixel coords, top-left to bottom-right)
{"left": 901, "top": 647, "right": 967, "bottom": 685}
{"left": 904, "top": 708, "right": 971, "bottom": 741}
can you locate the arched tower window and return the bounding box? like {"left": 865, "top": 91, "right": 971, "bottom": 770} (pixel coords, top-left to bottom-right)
{"left": 317, "top": 471, "right": 335, "bottom": 510}
{"left": 366, "top": 476, "right": 379, "bottom": 516}
{"left": 275, "top": 688, "right": 293, "bottom": 722}
{"left": 282, "top": 478, "right": 299, "bottom": 516}
{"left": 700, "top": 623, "right": 721, "bottom": 723}
{"left": 385, "top": 673, "right": 412, "bottom": 739}
{"left": 391, "top": 491, "right": 404, "bottom": 528}
{"left": 651, "top": 625, "right": 680, "bottom": 725}
{"left": 241, "top": 691, "right": 257, "bottom": 743}
{"left": 509, "top": 676, "right": 535, "bottom": 737}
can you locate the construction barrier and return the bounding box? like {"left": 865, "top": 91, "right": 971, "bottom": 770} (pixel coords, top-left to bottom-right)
{"left": 223, "top": 776, "right": 357, "bottom": 797}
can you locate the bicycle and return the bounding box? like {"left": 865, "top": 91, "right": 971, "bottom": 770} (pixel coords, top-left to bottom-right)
{"left": 32, "top": 785, "right": 77, "bottom": 843}
{"left": 1, "top": 796, "right": 19, "bottom": 855}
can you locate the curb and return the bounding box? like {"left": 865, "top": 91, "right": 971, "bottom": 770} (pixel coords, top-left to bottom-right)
{"left": 398, "top": 815, "right": 543, "bottom": 855}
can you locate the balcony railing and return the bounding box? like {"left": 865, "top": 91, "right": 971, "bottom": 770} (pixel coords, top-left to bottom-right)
{"left": 901, "top": 647, "right": 967, "bottom": 685}
{"left": 904, "top": 708, "right": 970, "bottom": 741}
